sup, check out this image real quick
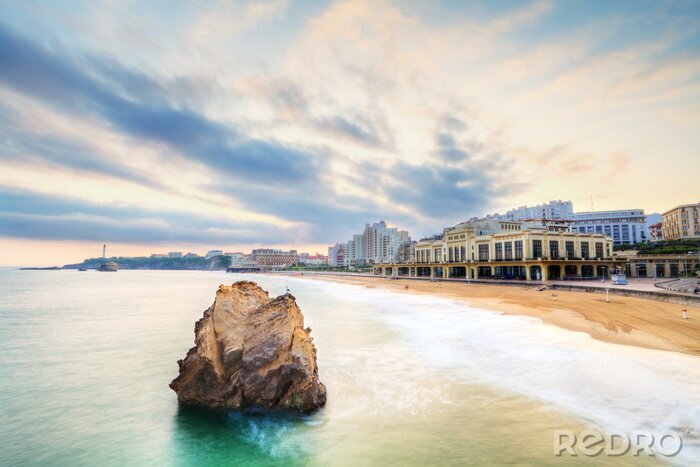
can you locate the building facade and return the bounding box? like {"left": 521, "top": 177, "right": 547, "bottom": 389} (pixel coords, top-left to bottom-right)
{"left": 498, "top": 200, "right": 573, "bottom": 221}
{"left": 374, "top": 219, "right": 620, "bottom": 281}
{"left": 251, "top": 249, "right": 299, "bottom": 268}
{"left": 327, "top": 243, "right": 346, "bottom": 267}
{"left": 229, "top": 252, "right": 246, "bottom": 267}
{"left": 299, "top": 253, "right": 328, "bottom": 265}
{"left": 397, "top": 240, "right": 416, "bottom": 263}
{"left": 648, "top": 222, "right": 663, "bottom": 242}
{"left": 205, "top": 250, "right": 224, "bottom": 258}
{"left": 567, "top": 209, "right": 648, "bottom": 245}
{"left": 625, "top": 253, "right": 699, "bottom": 278}
{"left": 345, "top": 234, "right": 364, "bottom": 267}
{"left": 662, "top": 203, "right": 700, "bottom": 240}
{"left": 343, "top": 221, "right": 411, "bottom": 267}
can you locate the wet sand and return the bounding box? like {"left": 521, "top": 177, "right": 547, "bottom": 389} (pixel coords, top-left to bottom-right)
{"left": 295, "top": 274, "right": 700, "bottom": 356}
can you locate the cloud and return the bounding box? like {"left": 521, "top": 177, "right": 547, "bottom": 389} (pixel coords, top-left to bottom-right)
{"left": 0, "top": 186, "right": 297, "bottom": 245}
{"left": 0, "top": 108, "right": 162, "bottom": 189}
{"left": 0, "top": 23, "right": 318, "bottom": 184}
{"left": 385, "top": 162, "right": 500, "bottom": 218}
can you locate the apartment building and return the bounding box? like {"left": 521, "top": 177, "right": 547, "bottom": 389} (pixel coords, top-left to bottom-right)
{"left": 662, "top": 203, "right": 700, "bottom": 240}
{"left": 498, "top": 200, "right": 573, "bottom": 221}
{"left": 343, "top": 221, "right": 411, "bottom": 266}
{"left": 648, "top": 222, "right": 663, "bottom": 242}
{"left": 327, "top": 243, "right": 346, "bottom": 267}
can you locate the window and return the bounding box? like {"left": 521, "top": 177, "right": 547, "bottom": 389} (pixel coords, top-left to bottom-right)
{"left": 448, "top": 247, "right": 454, "bottom": 262}
{"left": 581, "top": 242, "right": 589, "bottom": 259}
{"left": 549, "top": 241, "right": 559, "bottom": 259}
{"left": 505, "top": 242, "right": 513, "bottom": 260}
{"left": 515, "top": 241, "right": 523, "bottom": 260}
{"left": 478, "top": 244, "right": 489, "bottom": 261}
{"left": 495, "top": 243, "right": 503, "bottom": 260}
{"left": 460, "top": 246, "right": 466, "bottom": 262}
{"left": 595, "top": 242, "right": 603, "bottom": 259}
{"left": 566, "top": 241, "right": 575, "bottom": 258}
{"left": 532, "top": 240, "right": 542, "bottom": 258}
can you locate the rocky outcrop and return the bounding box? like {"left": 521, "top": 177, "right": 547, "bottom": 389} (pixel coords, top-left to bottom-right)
{"left": 98, "top": 261, "right": 118, "bottom": 271}
{"left": 169, "top": 281, "right": 326, "bottom": 413}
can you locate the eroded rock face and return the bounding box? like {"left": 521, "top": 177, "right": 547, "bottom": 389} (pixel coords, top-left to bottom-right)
{"left": 169, "top": 281, "right": 326, "bottom": 413}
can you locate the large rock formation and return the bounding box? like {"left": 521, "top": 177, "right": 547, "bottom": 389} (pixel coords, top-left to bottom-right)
{"left": 170, "top": 281, "right": 326, "bottom": 413}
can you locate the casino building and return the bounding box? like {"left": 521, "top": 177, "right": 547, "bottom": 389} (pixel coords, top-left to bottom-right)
{"left": 373, "top": 219, "right": 623, "bottom": 281}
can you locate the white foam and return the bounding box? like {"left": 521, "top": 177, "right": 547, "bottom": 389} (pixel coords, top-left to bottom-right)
{"left": 287, "top": 276, "right": 700, "bottom": 461}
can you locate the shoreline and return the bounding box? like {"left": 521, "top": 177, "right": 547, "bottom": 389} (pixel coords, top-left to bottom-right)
{"left": 282, "top": 273, "right": 700, "bottom": 356}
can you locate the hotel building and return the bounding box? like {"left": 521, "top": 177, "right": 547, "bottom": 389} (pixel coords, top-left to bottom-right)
{"left": 374, "top": 219, "right": 621, "bottom": 281}
{"left": 662, "top": 203, "right": 700, "bottom": 240}
{"left": 251, "top": 249, "right": 299, "bottom": 268}
{"left": 567, "top": 209, "right": 648, "bottom": 245}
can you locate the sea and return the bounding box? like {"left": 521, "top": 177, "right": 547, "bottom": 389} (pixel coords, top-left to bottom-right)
{"left": 0, "top": 269, "right": 698, "bottom": 466}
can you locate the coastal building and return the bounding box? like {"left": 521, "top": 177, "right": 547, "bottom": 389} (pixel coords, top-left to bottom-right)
{"left": 649, "top": 222, "right": 663, "bottom": 242}
{"left": 299, "top": 253, "right": 328, "bottom": 265}
{"left": 397, "top": 240, "right": 416, "bottom": 263}
{"left": 344, "top": 234, "right": 364, "bottom": 267}
{"left": 168, "top": 252, "right": 183, "bottom": 258}
{"left": 252, "top": 249, "right": 299, "bottom": 268}
{"left": 375, "top": 219, "right": 621, "bottom": 281}
{"left": 205, "top": 250, "right": 224, "bottom": 258}
{"left": 662, "top": 203, "right": 700, "bottom": 240}
{"left": 227, "top": 253, "right": 260, "bottom": 272}
{"left": 229, "top": 252, "right": 246, "bottom": 267}
{"left": 327, "top": 243, "right": 346, "bottom": 267}
{"left": 342, "top": 221, "right": 411, "bottom": 266}
{"left": 184, "top": 252, "right": 200, "bottom": 258}
{"left": 495, "top": 200, "right": 573, "bottom": 221}
{"left": 150, "top": 253, "right": 167, "bottom": 258}
{"left": 623, "top": 252, "right": 700, "bottom": 278}
{"left": 567, "top": 209, "right": 648, "bottom": 245}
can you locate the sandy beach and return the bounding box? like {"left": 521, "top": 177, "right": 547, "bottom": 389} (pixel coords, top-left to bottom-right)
{"left": 297, "top": 274, "right": 700, "bottom": 356}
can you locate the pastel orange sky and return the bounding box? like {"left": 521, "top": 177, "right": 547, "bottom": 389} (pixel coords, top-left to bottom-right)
{"left": 1, "top": 0, "right": 699, "bottom": 266}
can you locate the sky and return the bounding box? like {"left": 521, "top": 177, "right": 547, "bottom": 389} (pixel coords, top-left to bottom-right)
{"left": 0, "top": 0, "right": 699, "bottom": 266}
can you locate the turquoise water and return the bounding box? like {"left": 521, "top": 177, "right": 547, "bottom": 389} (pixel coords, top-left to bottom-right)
{"left": 0, "top": 269, "right": 697, "bottom": 465}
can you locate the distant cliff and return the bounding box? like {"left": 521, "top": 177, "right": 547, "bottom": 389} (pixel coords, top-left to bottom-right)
{"left": 63, "top": 255, "right": 231, "bottom": 270}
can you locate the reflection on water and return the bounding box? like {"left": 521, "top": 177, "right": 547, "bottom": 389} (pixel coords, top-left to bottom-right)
{"left": 0, "top": 269, "right": 693, "bottom": 465}
{"left": 171, "top": 407, "right": 312, "bottom": 466}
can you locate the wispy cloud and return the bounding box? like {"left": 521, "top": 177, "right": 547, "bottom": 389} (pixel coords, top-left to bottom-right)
{"left": 0, "top": 0, "right": 698, "bottom": 265}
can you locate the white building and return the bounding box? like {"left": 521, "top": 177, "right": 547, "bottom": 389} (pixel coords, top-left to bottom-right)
{"left": 345, "top": 234, "right": 364, "bottom": 267}
{"left": 498, "top": 200, "right": 573, "bottom": 221}
{"left": 327, "top": 243, "right": 346, "bottom": 267}
{"left": 168, "top": 252, "right": 183, "bottom": 258}
{"left": 299, "top": 253, "right": 327, "bottom": 265}
{"left": 343, "top": 221, "right": 411, "bottom": 266}
{"left": 229, "top": 252, "right": 245, "bottom": 267}
{"left": 567, "top": 209, "right": 648, "bottom": 245}
{"left": 205, "top": 250, "right": 224, "bottom": 258}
